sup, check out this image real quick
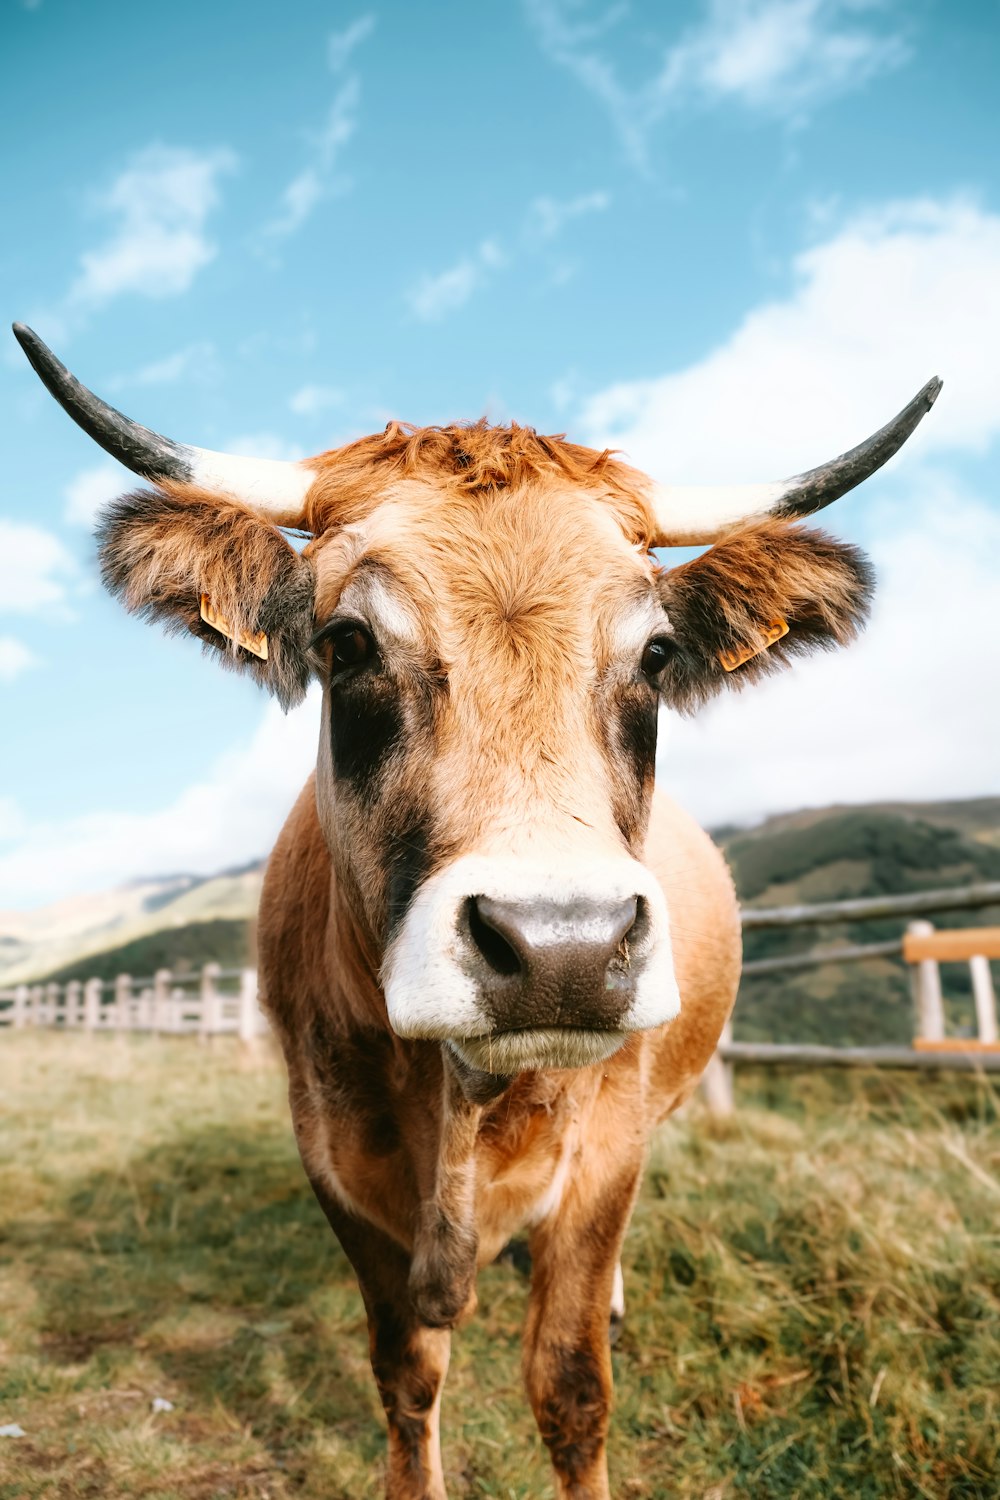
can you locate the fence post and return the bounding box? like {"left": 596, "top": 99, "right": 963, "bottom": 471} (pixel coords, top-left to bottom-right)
{"left": 200, "top": 962, "right": 221, "bottom": 1039}
{"left": 83, "top": 978, "right": 102, "bottom": 1030}
{"left": 238, "top": 967, "right": 260, "bottom": 1046}
{"left": 969, "top": 954, "right": 998, "bottom": 1045}
{"left": 153, "top": 969, "right": 172, "bottom": 1035}
{"left": 13, "top": 985, "right": 29, "bottom": 1028}
{"left": 908, "top": 920, "right": 945, "bottom": 1042}
{"left": 114, "top": 973, "right": 132, "bottom": 1029}
{"left": 64, "top": 980, "right": 82, "bottom": 1028}
{"left": 44, "top": 982, "right": 61, "bottom": 1027}
{"left": 702, "top": 1020, "right": 735, "bottom": 1116}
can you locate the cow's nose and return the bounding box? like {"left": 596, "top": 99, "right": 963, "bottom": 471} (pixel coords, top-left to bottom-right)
{"left": 464, "top": 894, "right": 642, "bottom": 1029}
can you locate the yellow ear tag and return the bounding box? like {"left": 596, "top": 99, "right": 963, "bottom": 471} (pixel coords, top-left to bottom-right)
{"left": 719, "top": 616, "right": 789, "bottom": 673}
{"left": 199, "top": 594, "right": 269, "bottom": 661}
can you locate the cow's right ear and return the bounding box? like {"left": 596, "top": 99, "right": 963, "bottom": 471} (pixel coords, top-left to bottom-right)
{"left": 97, "top": 483, "right": 316, "bottom": 709}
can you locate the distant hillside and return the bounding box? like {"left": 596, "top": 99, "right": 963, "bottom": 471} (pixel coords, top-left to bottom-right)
{"left": 0, "top": 863, "right": 263, "bottom": 986}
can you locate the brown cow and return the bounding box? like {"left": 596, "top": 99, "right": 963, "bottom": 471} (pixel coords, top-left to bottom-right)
{"left": 15, "top": 324, "right": 938, "bottom": 1499}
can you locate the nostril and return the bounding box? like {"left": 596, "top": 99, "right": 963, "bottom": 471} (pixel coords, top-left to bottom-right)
{"left": 467, "top": 896, "right": 522, "bottom": 978}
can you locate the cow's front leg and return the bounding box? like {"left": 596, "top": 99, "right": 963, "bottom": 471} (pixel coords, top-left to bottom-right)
{"left": 522, "top": 1166, "right": 641, "bottom": 1500}
{"left": 308, "top": 1176, "right": 451, "bottom": 1499}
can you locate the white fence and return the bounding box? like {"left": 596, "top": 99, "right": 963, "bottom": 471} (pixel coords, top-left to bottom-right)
{"left": 0, "top": 963, "right": 266, "bottom": 1043}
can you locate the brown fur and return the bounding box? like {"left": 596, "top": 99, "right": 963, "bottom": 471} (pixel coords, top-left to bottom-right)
{"left": 656, "top": 519, "right": 874, "bottom": 712}
{"left": 93, "top": 419, "right": 876, "bottom": 1498}
{"left": 97, "top": 482, "right": 316, "bottom": 708}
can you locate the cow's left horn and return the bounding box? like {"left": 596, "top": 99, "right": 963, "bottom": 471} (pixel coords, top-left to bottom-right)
{"left": 12, "top": 323, "right": 315, "bottom": 527}
{"left": 649, "top": 376, "right": 942, "bottom": 546}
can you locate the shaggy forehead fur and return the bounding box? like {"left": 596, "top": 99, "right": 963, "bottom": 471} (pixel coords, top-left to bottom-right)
{"left": 302, "top": 420, "right": 658, "bottom": 544}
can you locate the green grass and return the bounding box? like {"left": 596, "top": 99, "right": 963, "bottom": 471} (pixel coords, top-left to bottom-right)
{"left": 0, "top": 1036, "right": 997, "bottom": 1498}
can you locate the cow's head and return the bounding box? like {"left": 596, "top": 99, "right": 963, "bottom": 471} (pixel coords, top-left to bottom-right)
{"left": 15, "top": 324, "right": 939, "bottom": 1078}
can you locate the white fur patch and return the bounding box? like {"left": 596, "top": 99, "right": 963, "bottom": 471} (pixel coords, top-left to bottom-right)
{"left": 381, "top": 851, "right": 680, "bottom": 1067}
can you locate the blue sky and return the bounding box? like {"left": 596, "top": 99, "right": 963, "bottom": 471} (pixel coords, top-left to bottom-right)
{"left": 1, "top": 0, "right": 999, "bottom": 907}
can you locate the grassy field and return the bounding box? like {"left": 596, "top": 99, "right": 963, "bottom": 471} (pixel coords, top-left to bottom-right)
{"left": 0, "top": 1035, "right": 997, "bottom": 1499}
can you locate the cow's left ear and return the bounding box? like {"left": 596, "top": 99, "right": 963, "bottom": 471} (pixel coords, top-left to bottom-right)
{"left": 97, "top": 482, "right": 316, "bottom": 709}
{"left": 654, "top": 521, "right": 874, "bottom": 714}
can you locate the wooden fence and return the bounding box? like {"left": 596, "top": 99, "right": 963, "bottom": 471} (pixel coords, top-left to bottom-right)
{"left": 0, "top": 964, "right": 266, "bottom": 1042}
{"left": 702, "top": 880, "right": 1000, "bottom": 1113}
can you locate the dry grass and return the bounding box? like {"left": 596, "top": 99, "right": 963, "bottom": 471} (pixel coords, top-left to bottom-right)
{"left": 0, "top": 1034, "right": 997, "bottom": 1499}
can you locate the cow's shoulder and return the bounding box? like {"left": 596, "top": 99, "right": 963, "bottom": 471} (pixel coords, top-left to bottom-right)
{"left": 641, "top": 789, "right": 741, "bottom": 1116}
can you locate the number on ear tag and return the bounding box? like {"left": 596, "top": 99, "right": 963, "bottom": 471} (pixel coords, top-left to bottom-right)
{"left": 200, "top": 594, "right": 269, "bottom": 661}
{"left": 719, "top": 616, "right": 789, "bottom": 673}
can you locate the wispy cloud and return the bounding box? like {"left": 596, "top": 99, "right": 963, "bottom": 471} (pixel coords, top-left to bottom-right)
{"left": 0, "top": 520, "right": 79, "bottom": 615}
{"left": 68, "top": 145, "right": 236, "bottom": 309}
{"left": 410, "top": 240, "right": 507, "bottom": 321}
{"left": 524, "top": 0, "right": 909, "bottom": 168}
{"left": 261, "top": 14, "right": 375, "bottom": 243}
{"left": 408, "top": 195, "right": 608, "bottom": 321}
{"left": 111, "top": 341, "right": 217, "bottom": 390}
{"left": 0, "top": 638, "right": 39, "bottom": 684}
{"left": 63, "top": 461, "right": 133, "bottom": 528}
{"left": 328, "top": 12, "right": 376, "bottom": 72}
{"left": 289, "top": 384, "right": 344, "bottom": 417}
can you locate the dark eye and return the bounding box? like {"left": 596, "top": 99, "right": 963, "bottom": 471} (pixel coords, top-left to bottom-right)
{"left": 329, "top": 622, "right": 375, "bottom": 674}
{"left": 641, "top": 636, "right": 673, "bottom": 680}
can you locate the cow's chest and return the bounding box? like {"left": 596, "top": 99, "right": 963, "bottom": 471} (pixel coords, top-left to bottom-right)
{"left": 291, "top": 1029, "right": 581, "bottom": 1258}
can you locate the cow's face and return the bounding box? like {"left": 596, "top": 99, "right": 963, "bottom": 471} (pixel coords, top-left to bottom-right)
{"left": 93, "top": 443, "right": 872, "bottom": 1078}
{"left": 308, "top": 477, "right": 680, "bottom": 1073}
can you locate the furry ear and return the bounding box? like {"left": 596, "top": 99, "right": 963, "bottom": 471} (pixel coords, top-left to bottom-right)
{"left": 96, "top": 482, "right": 316, "bottom": 708}
{"left": 655, "top": 521, "right": 875, "bottom": 714}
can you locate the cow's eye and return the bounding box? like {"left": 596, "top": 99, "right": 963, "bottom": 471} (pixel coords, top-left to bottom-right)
{"left": 329, "top": 622, "right": 375, "bottom": 674}
{"left": 641, "top": 636, "right": 673, "bottom": 681}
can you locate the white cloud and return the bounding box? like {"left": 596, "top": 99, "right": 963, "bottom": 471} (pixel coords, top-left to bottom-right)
{"left": 63, "top": 460, "right": 133, "bottom": 527}
{"left": 289, "top": 384, "right": 344, "bottom": 417}
{"left": 0, "top": 638, "right": 38, "bottom": 683}
{"left": 524, "top": 0, "right": 908, "bottom": 167}
{"left": 0, "top": 691, "right": 323, "bottom": 909}
{"left": 408, "top": 197, "right": 605, "bottom": 321}
{"left": 581, "top": 196, "right": 1000, "bottom": 481}
{"left": 120, "top": 341, "right": 217, "bottom": 388}
{"left": 659, "top": 480, "right": 1000, "bottom": 827}
{"left": 68, "top": 145, "right": 236, "bottom": 309}
{"left": 328, "top": 13, "right": 376, "bottom": 72}
{"left": 0, "top": 521, "right": 78, "bottom": 615}
{"left": 263, "top": 31, "right": 370, "bottom": 244}
{"left": 410, "top": 248, "right": 494, "bottom": 321}
{"left": 525, "top": 190, "right": 610, "bottom": 242}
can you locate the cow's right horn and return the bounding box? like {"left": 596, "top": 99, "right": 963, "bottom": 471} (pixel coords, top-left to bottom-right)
{"left": 13, "top": 323, "right": 315, "bottom": 528}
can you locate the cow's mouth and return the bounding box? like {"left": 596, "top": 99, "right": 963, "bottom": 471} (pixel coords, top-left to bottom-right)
{"left": 450, "top": 1027, "right": 627, "bottom": 1075}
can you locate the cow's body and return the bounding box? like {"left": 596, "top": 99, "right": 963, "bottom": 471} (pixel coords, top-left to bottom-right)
{"left": 261, "top": 778, "right": 739, "bottom": 1497}
{"left": 14, "top": 323, "right": 939, "bottom": 1499}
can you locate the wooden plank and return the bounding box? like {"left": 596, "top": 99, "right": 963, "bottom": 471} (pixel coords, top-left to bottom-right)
{"left": 719, "top": 1042, "right": 1000, "bottom": 1072}
{"left": 902, "top": 927, "right": 1000, "bottom": 962}
{"left": 741, "top": 881, "right": 1000, "bottom": 930}
{"left": 913, "top": 1037, "right": 1000, "bottom": 1052}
